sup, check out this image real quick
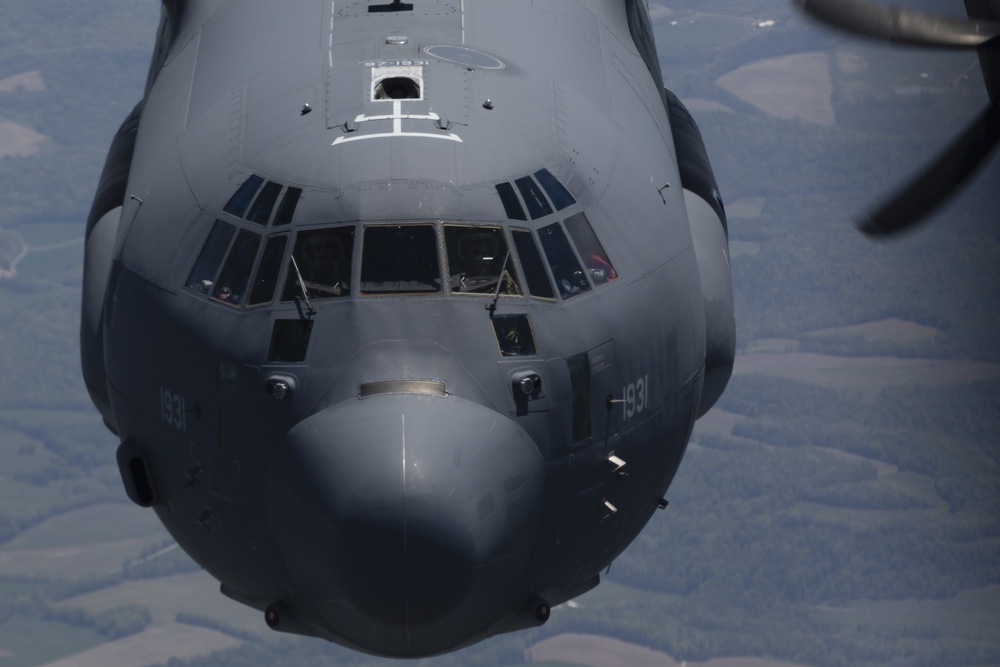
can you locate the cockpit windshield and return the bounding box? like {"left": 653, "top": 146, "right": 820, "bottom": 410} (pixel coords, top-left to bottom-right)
{"left": 444, "top": 225, "right": 520, "bottom": 296}
{"left": 361, "top": 225, "right": 441, "bottom": 294}
{"left": 282, "top": 227, "right": 355, "bottom": 300}
{"left": 189, "top": 213, "right": 615, "bottom": 307}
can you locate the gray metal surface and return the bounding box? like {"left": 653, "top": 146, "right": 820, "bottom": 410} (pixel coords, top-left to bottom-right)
{"left": 81, "top": 0, "right": 734, "bottom": 657}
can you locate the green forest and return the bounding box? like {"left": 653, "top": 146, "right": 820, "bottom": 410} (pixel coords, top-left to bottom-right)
{"left": 0, "top": 0, "right": 998, "bottom": 666}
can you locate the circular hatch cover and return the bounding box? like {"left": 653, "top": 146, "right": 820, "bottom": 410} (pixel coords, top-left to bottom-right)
{"left": 424, "top": 45, "right": 504, "bottom": 69}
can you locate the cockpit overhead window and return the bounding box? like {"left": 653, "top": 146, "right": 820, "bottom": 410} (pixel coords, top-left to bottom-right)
{"left": 282, "top": 227, "right": 355, "bottom": 301}
{"left": 533, "top": 169, "right": 575, "bottom": 211}
{"left": 564, "top": 213, "right": 618, "bottom": 285}
{"left": 538, "top": 222, "right": 591, "bottom": 298}
{"left": 187, "top": 220, "right": 237, "bottom": 294}
{"left": 246, "top": 180, "right": 283, "bottom": 225}
{"left": 213, "top": 229, "right": 261, "bottom": 304}
{"left": 361, "top": 225, "right": 440, "bottom": 294}
{"left": 515, "top": 176, "right": 554, "bottom": 220}
{"left": 495, "top": 182, "right": 527, "bottom": 221}
{"left": 273, "top": 187, "right": 302, "bottom": 226}
{"left": 223, "top": 175, "right": 264, "bottom": 217}
{"left": 444, "top": 225, "right": 520, "bottom": 296}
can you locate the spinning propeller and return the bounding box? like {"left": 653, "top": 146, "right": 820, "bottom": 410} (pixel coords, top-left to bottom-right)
{"left": 793, "top": 0, "right": 1000, "bottom": 236}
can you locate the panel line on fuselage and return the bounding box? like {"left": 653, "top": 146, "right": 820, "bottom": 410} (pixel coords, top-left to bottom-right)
{"left": 327, "top": 0, "right": 337, "bottom": 69}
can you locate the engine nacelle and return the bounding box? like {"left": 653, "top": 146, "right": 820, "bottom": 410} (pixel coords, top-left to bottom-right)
{"left": 81, "top": 102, "right": 143, "bottom": 434}
{"left": 665, "top": 89, "right": 735, "bottom": 418}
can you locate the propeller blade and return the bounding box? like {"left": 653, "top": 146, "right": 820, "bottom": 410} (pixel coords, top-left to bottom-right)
{"left": 793, "top": 0, "right": 1000, "bottom": 48}
{"left": 856, "top": 102, "right": 1000, "bottom": 236}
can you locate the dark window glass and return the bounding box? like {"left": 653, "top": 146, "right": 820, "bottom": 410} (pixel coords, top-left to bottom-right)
{"left": 213, "top": 229, "right": 261, "bottom": 305}
{"left": 187, "top": 220, "right": 236, "bottom": 294}
{"left": 492, "top": 315, "right": 536, "bottom": 356}
{"left": 495, "top": 182, "right": 526, "bottom": 221}
{"left": 564, "top": 213, "right": 618, "bottom": 285}
{"left": 246, "top": 181, "right": 283, "bottom": 224}
{"left": 511, "top": 229, "right": 555, "bottom": 299}
{"left": 444, "top": 225, "right": 520, "bottom": 296}
{"left": 538, "top": 223, "right": 591, "bottom": 298}
{"left": 268, "top": 320, "right": 313, "bottom": 362}
{"left": 273, "top": 187, "right": 302, "bottom": 226}
{"left": 534, "top": 169, "right": 575, "bottom": 210}
{"left": 361, "top": 225, "right": 440, "bottom": 294}
{"left": 223, "top": 175, "right": 264, "bottom": 217}
{"left": 568, "top": 353, "right": 590, "bottom": 443}
{"left": 282, "top": 227, "right": 355, "bottom": 301}
{"left": 249, "top": 234, "right": 288, "bottom": 305}
{"left": 515, "top": 176, "right": 554, "bottom": 219}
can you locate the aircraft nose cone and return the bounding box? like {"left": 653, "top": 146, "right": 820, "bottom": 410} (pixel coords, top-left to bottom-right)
{"left": 266, "top": 393, "right": 544, "bottom": 656}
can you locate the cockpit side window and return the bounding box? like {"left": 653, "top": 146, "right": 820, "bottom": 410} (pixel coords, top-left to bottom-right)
{"left": 538, "top": 223, "right": 591, "bottom": 298}
{"left": 515, "top": 176, "right": 554, "bottom": 220}
{"left": 213, "top": 229, "right": 261, "bottom": 305}
{"left": 510, "top": 229, "right": 555, "bottom": 299}
{"left": 248, "top": 234, "right": 289, "bottom": 305}
{"left": 361, "top": 225, "right": 440, "bottom": 294}
{"left": 564, "top": 213, "right": 618, "bottom": 285}
{"left": 223, "top": 175, "right": 264, "bottom": 217}
{"left": 187, "top": 220, "right": 237, "bottom": 294}
{"left": 444, "top": 225, "right": 520, "bottom": 296}
{"left": 282, "top": 227, "right": 355, "bottom": 301}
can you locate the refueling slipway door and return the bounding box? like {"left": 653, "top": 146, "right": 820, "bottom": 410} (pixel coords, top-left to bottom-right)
{"left": 558, "top": 339, "right": 622, "bottom": 591}
{"left": 567, "top": 340, "right": 618, "bottom": 454}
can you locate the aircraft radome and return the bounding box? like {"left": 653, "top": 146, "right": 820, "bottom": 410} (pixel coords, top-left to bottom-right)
{"left": 81, "top": 0, "right": 735, "bottom": 657}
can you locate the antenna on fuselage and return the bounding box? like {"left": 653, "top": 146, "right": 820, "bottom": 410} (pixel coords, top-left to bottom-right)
{"left": 289, "top": 255, "right": 316, "bottom": 317}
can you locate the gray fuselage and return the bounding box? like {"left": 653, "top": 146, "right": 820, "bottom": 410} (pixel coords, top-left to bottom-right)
{"left": 81, "top": 0, "right": 734, "bottom": 657}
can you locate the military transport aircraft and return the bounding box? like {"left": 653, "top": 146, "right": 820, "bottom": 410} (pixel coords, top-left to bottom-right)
{"left": 82, "top": 0, "right": 998, "bottom": 658}
{"left": 80, "top": 0, "right": 736, "bottom": 657}
{"left": 795, "top": 0, "right": 1000, "bottom": 236}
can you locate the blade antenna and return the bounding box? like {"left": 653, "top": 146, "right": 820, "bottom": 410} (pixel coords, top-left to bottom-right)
{"left": 289, "top": 255, "right": 317, "bottom": 316}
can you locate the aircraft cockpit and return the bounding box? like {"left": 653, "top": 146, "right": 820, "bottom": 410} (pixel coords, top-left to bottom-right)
{"left": 184, "top": 170, "right": 619, "bottom": 309}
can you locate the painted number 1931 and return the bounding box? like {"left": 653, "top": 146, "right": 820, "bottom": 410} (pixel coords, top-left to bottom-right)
{"left": 160, "top": 387, "right": 188, "bottom": 432}
{"left": 622, "top": 375, "right": 649, "bottom": 421}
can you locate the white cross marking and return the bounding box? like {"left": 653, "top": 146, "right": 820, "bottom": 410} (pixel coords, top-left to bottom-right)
{"left": 332, "top": 100, "right": 463, "bottom": 146}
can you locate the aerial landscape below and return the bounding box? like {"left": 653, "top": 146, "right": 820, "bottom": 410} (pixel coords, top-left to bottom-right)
{"left": 0, "top": 1, "right": 998, "bottom": 666}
